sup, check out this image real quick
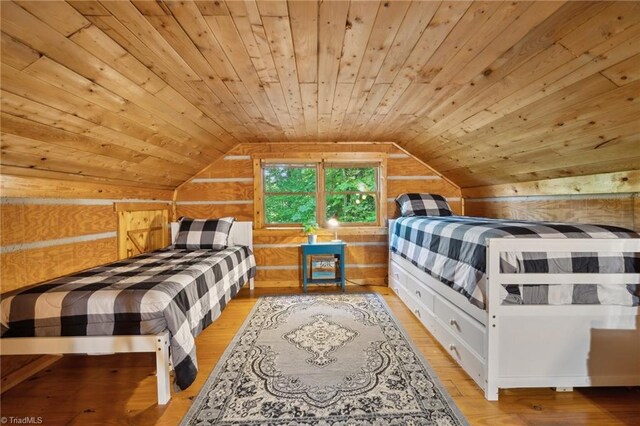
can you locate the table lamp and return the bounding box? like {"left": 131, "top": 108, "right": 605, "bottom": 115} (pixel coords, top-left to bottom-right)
{"left": 327, "top": 217, "right": 340, "bottom": 242}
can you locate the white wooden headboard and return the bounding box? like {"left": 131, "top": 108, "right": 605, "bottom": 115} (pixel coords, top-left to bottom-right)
{"left": 170, "top": 221, "right": 253, "bottom": 250}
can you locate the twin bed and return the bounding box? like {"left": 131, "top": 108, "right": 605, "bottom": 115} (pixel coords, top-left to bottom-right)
{"left": 1, "top": 220, "right": 256, "bottom": 404}
{"left": 3, "top": 201, "right": 639, "bottom": 405}
{"left": 389, "top": 194, "right": 640, "bottom": 400}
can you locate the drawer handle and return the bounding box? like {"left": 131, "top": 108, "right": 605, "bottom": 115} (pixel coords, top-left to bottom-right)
{"left": 414, "top": 309, "right": 421, "bottom": 318}
{"left": 448, "top": 344, "right": 456, "bottom": 352}
{"left": 449, "top": 318, "right": 457, "bottom": 326}
{"left": 415, "top": 290, "right": 421, "bottom": 297}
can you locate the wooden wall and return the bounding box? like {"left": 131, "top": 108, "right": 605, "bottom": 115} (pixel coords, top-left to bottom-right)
{"left": 175, "top": 142, "right": 462, "bottom": 287}
{"left": 0, "top": 174, "right": 172, "bottom": 391}
{"left": 463, "top": 171, "right": 640, "bottom": 232}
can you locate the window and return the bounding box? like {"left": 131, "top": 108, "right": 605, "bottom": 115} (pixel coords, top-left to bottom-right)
{"left": 324, "top": 164, "right": 378, "bottom": 224}
{"left": 263, "top": 164, "right": 317, "bottom": 224}
{"left": 261, "top": 161, "right": 381, "bottom": 226}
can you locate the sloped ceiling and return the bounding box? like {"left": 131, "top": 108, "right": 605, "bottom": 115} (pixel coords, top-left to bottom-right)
{"left": 1, "top": 1, "right": 638, "bottom": 190}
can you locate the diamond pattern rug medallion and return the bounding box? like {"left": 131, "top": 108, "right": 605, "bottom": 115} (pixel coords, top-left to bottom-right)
{"left": 181, "top": 293, "right": 468, "bottom": 425}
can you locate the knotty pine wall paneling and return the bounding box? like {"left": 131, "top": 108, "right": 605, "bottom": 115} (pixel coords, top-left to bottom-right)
{"left": 462, "top": 171, "right": 640, "bottom": 231}
{"left": 175, "top": 142, "right": 462, "bottom": 288}
{"left": 0, "top": 175, "right": 172, "bottom": 392}
{"left": 116, "top": 204, "right": 171, "bottom": 260}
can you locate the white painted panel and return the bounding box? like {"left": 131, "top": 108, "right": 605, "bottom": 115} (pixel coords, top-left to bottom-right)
{"left": 498, "top": 314, "right": 640, "bottom": 381}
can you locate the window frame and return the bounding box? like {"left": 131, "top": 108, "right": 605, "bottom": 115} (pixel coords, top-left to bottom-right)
{"left": 261, "top": 162, "right": 320, "bottom": 226}
{"left": 322, "top": 163, "right": 381, "bottom": 227}
{"left": 255, "top": 157, "right": 386, "bottom": 228}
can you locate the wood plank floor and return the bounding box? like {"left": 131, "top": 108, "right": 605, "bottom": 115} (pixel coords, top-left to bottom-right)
{"left": 1, "top": 286, "right": 638, "bottom": 425}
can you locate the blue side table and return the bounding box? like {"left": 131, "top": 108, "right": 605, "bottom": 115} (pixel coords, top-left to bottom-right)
{"left": 301, "top": 242, "right": 346, "bottom": 292}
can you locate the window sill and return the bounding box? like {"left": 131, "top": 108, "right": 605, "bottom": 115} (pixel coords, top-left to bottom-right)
{"left": 254, "top": 226, "right": 388, "bottom": 236}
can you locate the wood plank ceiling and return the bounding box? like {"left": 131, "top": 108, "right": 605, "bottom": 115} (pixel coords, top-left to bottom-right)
{"left": 1, "top": 1, "right": 638, "bottom": 189}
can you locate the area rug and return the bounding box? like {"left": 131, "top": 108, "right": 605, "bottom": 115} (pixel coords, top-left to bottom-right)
{"left": 181, "top": 293, "right": 468, "bottom": 425}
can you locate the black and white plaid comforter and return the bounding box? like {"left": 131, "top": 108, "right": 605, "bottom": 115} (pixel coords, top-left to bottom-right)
{"left": 390, "top": 216, "right": 640, "bottom": 309}
{"left": 1, "top": 246, "right": 256, "bottom": 391}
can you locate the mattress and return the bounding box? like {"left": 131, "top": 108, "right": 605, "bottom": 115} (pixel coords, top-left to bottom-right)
{"left": 390, "top": 216, "right": 640, "bottom": 309}
{"left": 1, "top": 246, "right": 256, "bottom": 391}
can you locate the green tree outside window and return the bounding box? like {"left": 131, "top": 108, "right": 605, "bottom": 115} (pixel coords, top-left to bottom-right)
{"left": 263, "top": 163, "right": 378, "bottom": 225}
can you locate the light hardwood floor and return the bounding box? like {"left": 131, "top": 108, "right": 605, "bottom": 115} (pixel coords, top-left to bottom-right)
{"left": 1, "top": 286, "right": 638, "bottom": 425}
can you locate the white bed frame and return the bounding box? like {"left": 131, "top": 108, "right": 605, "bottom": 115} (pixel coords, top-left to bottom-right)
{"left": 1, "top": 221, "right": 254, "bottom": 405}
{"left": 388, "top": 220, "right": 640, "bottom": 401}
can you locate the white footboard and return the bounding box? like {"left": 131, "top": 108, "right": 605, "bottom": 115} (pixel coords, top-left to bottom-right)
{"left": 1, "top": 332, "right": 172, "bottom": 404}
{"left": 484, "top": 238, "right": 640, "bottom": 400}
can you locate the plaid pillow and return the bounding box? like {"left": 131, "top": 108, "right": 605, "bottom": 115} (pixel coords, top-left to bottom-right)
{"left": 174, "top": 217, "right": 235, "bottom": 250}
{"left": 395, "top": 193, "right": 453, "bottom": 217}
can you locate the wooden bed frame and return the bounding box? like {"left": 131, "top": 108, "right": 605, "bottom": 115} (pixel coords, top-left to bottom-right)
{"left": 388, "top": 220, "right": 640, "bottom": 400}
{"left": 1, "top": 221, "right": 254, "bottom": 405}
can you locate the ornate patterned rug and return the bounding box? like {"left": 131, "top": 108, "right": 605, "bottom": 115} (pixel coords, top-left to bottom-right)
{"left": 181, "top": 293, "right": 468, "bottom": 425}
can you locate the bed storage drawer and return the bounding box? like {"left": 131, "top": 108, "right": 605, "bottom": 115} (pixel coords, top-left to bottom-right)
{"left": 433, "top": 294, "right": 485, "bottom": 357}
{"left": 394, "top": 280, "right": 435, "bottom": 331}
{"left": 389, "top": 277, "right": 405, "bottom": 299}
{"left": 389, "top": 281, "right": 403, "bottom": 298}
{"left": 389, "top": 260, "right": 407, "bottom": 288}
{"left": 431, "top": 315, "right": 486, "bottom": 389}
{"left": 404, "top": 273, "right": 436, "bottom": 312}
{"left": 389, "top": 254, "right": 485, "bottom": 389}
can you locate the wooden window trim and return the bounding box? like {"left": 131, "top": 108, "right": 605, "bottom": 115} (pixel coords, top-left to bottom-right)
{"left": 253, "top": 159, "right": 264, "bottom": 228}
{"left": 259, "top": 162, "right": 319, "bottom": 228}
{"left": 253, "top": 152, "right": 386, "bottom": 161}
{"left": 255, "top": 157, "right": 387, "bottom": 229}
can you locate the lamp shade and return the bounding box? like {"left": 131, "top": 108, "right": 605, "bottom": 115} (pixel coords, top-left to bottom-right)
{"left": 327, "top": 217, "right": 340, "bottom": 242}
